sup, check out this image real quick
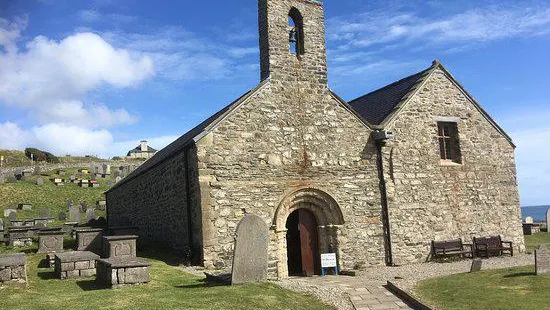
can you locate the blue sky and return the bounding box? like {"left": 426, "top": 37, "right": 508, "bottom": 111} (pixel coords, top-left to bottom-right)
{"left": 0, "top": 0, "right": 549, "bottom": 206}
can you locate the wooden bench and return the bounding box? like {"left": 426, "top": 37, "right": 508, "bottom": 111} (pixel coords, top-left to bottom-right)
{"left": 473, "top": 236, "right": 513, "bottom": 258}
{"left": 431, "top": 239, "right": 472, "bottom": 259}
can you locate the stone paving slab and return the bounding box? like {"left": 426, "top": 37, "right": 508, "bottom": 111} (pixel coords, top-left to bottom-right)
{"left": 300, "top": 276, "right": 412, "bottom": 310}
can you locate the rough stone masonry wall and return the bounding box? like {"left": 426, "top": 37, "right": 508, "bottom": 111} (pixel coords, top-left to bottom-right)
{"left": 106, "top": 150, "right": 190, "bottom": 252}
{"left": 195, "top": 82, "right": 384, "bottom": 274}
{"left": 384, "top": 69, "right": 525, "bottom": 264}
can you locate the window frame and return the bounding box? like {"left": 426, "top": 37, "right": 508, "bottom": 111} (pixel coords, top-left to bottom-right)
{"left": 437, "top": 121, "right": 462, "bottom": 165}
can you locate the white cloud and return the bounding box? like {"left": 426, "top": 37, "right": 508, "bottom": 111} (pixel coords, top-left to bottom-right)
{"left": 328, "top": 5, "right": 550, "bottom": 50}
{"left": 0, "top": 20, "right": 154, "bottom": 127}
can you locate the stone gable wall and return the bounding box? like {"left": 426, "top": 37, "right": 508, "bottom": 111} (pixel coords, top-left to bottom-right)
{"left": 195, "top": 81, "right": 384, "bottom": 274}
{"left": 105, "top": 150, "right": 190, "bottom": 253}
{"left": 383, "top": 69, "right": 524, "bottom": 264}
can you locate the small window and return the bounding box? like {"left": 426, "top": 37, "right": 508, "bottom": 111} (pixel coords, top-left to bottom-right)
{"left": 437, "top": 122, "right": 461, "bottom": 164}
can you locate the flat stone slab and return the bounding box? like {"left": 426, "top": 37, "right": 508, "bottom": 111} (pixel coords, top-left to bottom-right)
{"left": 0, "top": 253, "right": 25, "bottom": 268}
{"left": 103, "top": 235, "right": 138, "bottom": 242}
{"left": 55, "top": 251, "right": 99, "bottom": 263}
{"left": 97, "top": 257, "right": 151, "bottom": 268}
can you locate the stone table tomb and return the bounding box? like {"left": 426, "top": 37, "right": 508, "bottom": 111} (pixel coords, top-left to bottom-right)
{"left": 96, "top": 257, "right": 151, "bottom": 287}
{"left": 8, "top": 227, "right": 38, "bottom": 246}
{"left": 0, "top": 253, "right": 26, "bottom": 284}
{"left": 109, "top": 226, "right": 139, "bottom": 236}
{"left": 54, "top": 251, "right": 100, "bottom": 279}
{"left": 38, "top": 230, "right": 65, "bottom": 254}
{"left": 75, "top": 227, "right": 104, "bottom": 254}
{"left": 102, "top": 235, "right": 137, "bottom": 259}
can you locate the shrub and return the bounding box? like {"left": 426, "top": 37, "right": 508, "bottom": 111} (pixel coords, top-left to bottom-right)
{"left": 24, "top": 148, "right": 59, "bottom": 163}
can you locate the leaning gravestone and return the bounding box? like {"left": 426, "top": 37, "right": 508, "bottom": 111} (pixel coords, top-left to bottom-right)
{"left": 69, "top": 205, "right": 81, "bottom": 223}
{"left": 536, "top": 245, "right": 550, "bottom": 275}
{"left": 231, "top": 214, "right": 269, "bottom": 285}
{"left": 470, "top": 258, "right": 482, "bottom": 272}
{"left": 36, "top": 177, "right": 44, "bottom": 185}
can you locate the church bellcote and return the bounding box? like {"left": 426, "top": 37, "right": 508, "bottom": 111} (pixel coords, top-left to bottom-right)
{"left": 258, "top": 0, "right": 328, "bottom": 86}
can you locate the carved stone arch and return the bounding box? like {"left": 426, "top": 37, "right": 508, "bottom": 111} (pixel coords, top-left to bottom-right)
{"left": 273, "top": 187, "right": 344, "bottom": 231}
{"left": 272, "top": 187, "right": 345, "bottom": 278}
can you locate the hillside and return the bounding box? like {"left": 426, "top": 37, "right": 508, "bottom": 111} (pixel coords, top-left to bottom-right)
{"left": 0, "top": 166, "right": 111, "bottom": 222}
{"left": 0, "top": 149, "right": 31, "bottom": 167}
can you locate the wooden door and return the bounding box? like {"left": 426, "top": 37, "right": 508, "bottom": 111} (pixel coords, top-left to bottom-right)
{"left": 298, "top": 209, "right": 319, "bottom": 276}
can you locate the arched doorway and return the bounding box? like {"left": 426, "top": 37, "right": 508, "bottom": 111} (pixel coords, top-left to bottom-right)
{"left": 286, "top": 208, "right": 320, "bottom": 276}
{"left": 273, "top": 187, "right": 345, "bottom": 278}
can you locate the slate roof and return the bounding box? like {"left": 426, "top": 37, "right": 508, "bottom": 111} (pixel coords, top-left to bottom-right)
{"left": 349, "top": 67, "right": 432, "bottom": 125}
{"left": 127, "top": 145, "right": 157, "bottom": 156}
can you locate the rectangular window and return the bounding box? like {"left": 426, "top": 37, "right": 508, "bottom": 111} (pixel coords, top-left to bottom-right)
{"left": 437, "top": 122, "right": 461, "bottom": 164}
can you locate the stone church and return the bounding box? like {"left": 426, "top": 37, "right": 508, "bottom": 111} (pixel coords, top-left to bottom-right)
{"left": 106, "top": 0, "right": 524, "bottom": 278}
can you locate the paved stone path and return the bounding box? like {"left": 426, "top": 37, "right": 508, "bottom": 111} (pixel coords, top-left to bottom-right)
{"left": 294, "top": 276, "right": 412, "bottom": 310}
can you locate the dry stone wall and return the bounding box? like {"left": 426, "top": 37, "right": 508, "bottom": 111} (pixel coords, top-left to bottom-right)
{"left": 383, "top": 69, "right": 525, "bottom": 264}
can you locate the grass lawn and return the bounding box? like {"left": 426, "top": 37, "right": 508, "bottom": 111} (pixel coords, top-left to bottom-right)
{"left": 415, "top": 265, "right": 550, "bottom": 310}
{"left": 0, "top": 243, "right": 331, "bottom": 310}
{"left": 524, "top": 233, "right": 550, "bottom": 252}
{"left": 1, "top": 167, "right": 110, "bottom": 222}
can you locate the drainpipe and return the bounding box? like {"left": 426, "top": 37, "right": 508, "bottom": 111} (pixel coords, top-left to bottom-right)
{"left": 373, "top": 130, "right": 395, "bottom": 266}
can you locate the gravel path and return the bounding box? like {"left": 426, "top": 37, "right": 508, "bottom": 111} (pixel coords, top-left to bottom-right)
{"left": 358, "top": 254, "right": 534, "bottom": 292}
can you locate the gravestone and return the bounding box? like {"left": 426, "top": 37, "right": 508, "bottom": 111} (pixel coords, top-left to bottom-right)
{"left": 535, "top": 245, "right": 550, "bottom": 275}
{"left": 69, "top": 205, "right": 81, "bottom": 223}
{"left": 7, "top": 175, "right": 17, "bottom": 183}
{"left": 58, "top": 212, "right": 67, "bottom": 221}
{"left": 40, "top": 209, "right": 50, "bottom": 218}
{"left": 66, "top": 199, "right": 73, "bottom": 210}
{"left": 231, "top": 214, "right": 269, "bottom": 285}
{"left": 525, "top": 216, "right": 534, "bottom": 224}
{"left": 4, "top": 209, "right": 16, "bottom": 218}
{"left": 8, "top": 211, "right": 17, "bottom": 221}
{"left": 0, "top": 219, "right": 3, "bottom": 231}
{"left": 0, "top": 174, "right": 5, "bottom": 184}
{"left": 470, "top": 258, "right": 482, "bottom": 272}
{"left": 546, "top": 208, "right": 550, "bottom": 231}
{"left": 70, "top": 175, "right": 76, "bottom": 181}
{"left": 86, "top": 208, "right": 96, "bottom": 222}
{"left": 115, "top": 176, "right": 122, "bottom": 183}
{"left": 34, "top": 166, "right": 41, "bottom": 176}
{"left": 36, "top": 177, "right": 44, "bottom": 185}
{"left": 80, "top": 202, "right": 87, "bottom": 213}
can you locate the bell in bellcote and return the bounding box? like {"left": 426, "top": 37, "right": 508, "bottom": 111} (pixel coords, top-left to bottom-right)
{"left": 289, "top": 28, "right": 297, "bottom": 43}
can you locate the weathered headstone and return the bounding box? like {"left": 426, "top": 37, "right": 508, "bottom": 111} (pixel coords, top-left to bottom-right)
{"left": 86, "top": 208, "right": 96, "bottom": 222}
{"left": 0, "top": 218, "right": 3, "bottom": 231}
{"left": 231, "top": 214, "right": 269, "bottom": 285}
{"left": 536, "top": 245, "right": 550, "bottom": 275}
{"left": 69, "top": 205, "right": 81, "bottom": 223}
{"left": 80, "top": 202, "right": 87, "bottom": 213}
{"left": 525, "top": 216, "right": 534, "bottom": 224}
{"left": 40, "top": 209, "right": 50, "bottom": 218}
{"left": 115, "top": 176, "right": 122, "bottom": 183}
{"left": 4, "top": 209, "right": 16, "bottom": 218}
{"left": 58, "top": 212, "right": 67, "bottom": 221}
{"left": 7, "top": 175, "right": 17, "bottom": 183}
{"left": 36, "top": 177, "right": 44, "bottom": 185}
{"left": 546, "top": 207, "right": 550, "bottom": 231}
{"left": 8, "top": 211, "right": 17, "bottom": 221}
{"left": 70, "top": 175, "right": 76, "bottom": 181}
{"left": 470, "top": 258, "right": 482, "bottom": 272}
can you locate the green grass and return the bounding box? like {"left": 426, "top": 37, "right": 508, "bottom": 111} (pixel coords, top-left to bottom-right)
{"left": 0, "top": 244, "right": 331, "bottom": 310}
{"left": 524, "top": 233, "right": 550, "bottom": 252}
{"left": 1, "top": 167, "right": 109, "bottom": 222}
{"left": 415, "top": 265, "right": 550, "bottom": 310}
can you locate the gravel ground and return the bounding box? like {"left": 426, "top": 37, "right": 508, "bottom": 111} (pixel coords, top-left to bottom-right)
{"left": 358, "top": 254, "right": 534, "bottom": 292}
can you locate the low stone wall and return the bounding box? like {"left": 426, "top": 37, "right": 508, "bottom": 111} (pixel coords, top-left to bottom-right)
{"left": 0, "top": 253, "right": 26, "bottom": 284}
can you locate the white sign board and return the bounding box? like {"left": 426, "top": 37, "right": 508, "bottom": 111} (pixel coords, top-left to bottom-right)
{"left": 321, "top": 253, "right": 337, "bottom": 268}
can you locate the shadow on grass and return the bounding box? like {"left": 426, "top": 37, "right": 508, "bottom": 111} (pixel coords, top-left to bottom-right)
{"left": 37, "top": 258, "right": 52, "bottom": 268}
{"left": 76, "top": 279, "right": 110, "bottom": 291}
{"left": 503, "top": 272, "right": 536, "bottom": 278}
{"left": 175, "top": 278, "right": 227, "bottom": 289}
{"left": 37, "top": 271, "right": 57, "bottom": 280}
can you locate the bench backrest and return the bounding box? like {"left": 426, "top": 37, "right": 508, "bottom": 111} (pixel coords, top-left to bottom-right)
{"left": 433, "top": 239, "right": 463, "bottom": 251}
{"left": 474, "top": 236, "right": 502, "bottom": 249}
